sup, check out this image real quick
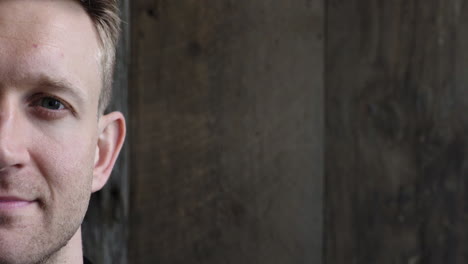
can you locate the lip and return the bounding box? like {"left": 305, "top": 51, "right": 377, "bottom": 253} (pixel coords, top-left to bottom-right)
{"left": 0, "top": 196, "right": 35, "bottom": 210}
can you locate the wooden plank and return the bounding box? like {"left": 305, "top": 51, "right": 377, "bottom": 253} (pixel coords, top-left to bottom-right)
{"left": 129, "top": 1, "right": 323, "bottom": 263}
{"left": 82, "top": 0, "right": 130, "bottom": 263}
{"left": 326, "top": 0, "right": 468, "bottom": 263}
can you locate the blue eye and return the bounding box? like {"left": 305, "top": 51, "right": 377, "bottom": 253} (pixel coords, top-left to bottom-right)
{"left": 40, "top": 97, "right": 65, "bottom": 110}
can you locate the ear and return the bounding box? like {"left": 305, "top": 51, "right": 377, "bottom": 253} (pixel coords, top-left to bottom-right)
{"left": 92, "top": 111, "right": 126, "bottom": 193}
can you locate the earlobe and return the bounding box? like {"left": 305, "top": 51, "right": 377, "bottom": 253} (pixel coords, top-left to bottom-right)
{"left": 92, "top": 111, "right": 126, "bottom": 192}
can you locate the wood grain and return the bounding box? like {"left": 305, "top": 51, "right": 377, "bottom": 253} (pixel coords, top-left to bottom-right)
{"left": 326, "top": 0, "right": 468, "bottom": 263}
{"left": 129, "top": 1, "right": 323, "bottom": 263}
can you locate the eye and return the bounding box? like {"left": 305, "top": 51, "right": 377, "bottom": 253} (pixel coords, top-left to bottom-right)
{"left": 39, "top": 97, "right": 65, "bottom": 110}
{"left": 28, "top": 93, "right": 76, "bottom": 120}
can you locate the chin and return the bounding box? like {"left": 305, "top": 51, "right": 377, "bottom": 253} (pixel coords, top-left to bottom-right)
{"left": 0, "top": 227, "right": 72, "bottom": 264}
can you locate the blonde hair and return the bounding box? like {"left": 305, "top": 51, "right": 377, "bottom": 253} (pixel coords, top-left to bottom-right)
{"left": 79, "top": 0, "right": 121, "bottom": 113}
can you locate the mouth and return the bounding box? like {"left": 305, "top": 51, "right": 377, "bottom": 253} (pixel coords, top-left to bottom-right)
{"left": 0, "top": 197, "right": 35, "bottom": 210}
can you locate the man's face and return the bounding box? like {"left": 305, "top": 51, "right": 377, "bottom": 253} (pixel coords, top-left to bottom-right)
{"left": 0, "top": 0, "right": 108, "bottom": 263}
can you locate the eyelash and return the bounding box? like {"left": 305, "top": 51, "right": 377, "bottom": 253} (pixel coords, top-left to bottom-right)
{"left": 29, "top": 94, "right": 74, "bottom": 119}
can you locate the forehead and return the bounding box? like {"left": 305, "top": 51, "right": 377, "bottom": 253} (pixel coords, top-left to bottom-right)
{"left": 0, "top": 0, "right": 101, "bottom": 101}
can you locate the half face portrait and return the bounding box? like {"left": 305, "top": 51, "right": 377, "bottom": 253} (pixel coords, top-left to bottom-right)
{"left": 0, "top": 0, "right": 125, "bottom": 263}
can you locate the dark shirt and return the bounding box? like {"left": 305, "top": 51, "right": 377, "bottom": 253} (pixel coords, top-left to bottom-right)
{"left": 84, "top": 257, "right": 92, "bottom": 264}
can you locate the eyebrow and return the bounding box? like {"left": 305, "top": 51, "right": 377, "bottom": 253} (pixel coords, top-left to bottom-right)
{"left": 35, "top": 75, "right": 86, "bottom": 107}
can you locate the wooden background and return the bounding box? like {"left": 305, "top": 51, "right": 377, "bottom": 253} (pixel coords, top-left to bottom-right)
{"left": 325, "top": 0, "right": 468, "bottom": 263}
{"left": 128, "top": 0, "right": 323, "bottom": 264}
{"left": 83, "top": 0, "right": 468, "bottom": 263}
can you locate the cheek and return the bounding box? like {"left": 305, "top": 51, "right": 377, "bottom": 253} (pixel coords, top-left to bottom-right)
{"left": 28, "top": 123, "right": 98, "bottom": 193}
{"left": 26, "top": 128, "right": 97, "bottom": 236}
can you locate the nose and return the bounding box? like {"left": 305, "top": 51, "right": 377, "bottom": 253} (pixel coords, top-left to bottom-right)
{"left": 0, "top": 97, "right": 30, "bottom": 172}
